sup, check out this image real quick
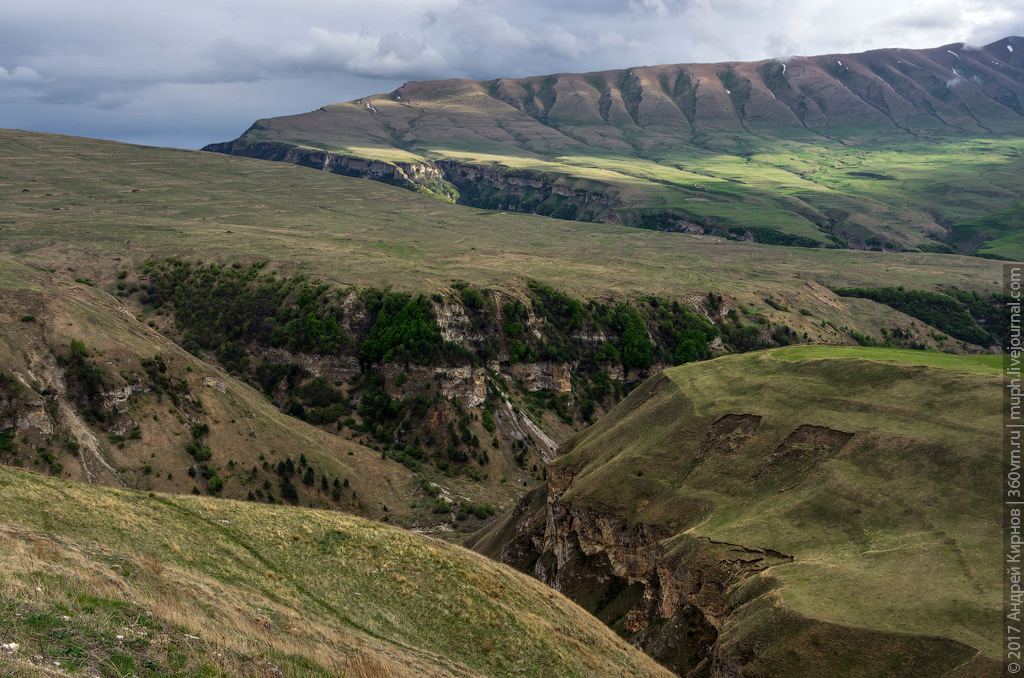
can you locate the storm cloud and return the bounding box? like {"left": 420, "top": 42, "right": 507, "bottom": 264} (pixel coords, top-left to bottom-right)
{"left": 1, "top": 0, "right": 1021, "bottom": 148}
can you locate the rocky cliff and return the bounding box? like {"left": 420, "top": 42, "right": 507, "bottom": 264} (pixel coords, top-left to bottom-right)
{"left": 203, "top": 138, "right": 631, "bottom": 223}
{"left": 470, "top": 349, "right": 1003, "bottom": 676}
{"left": 203, "top": 138, "right": 459, "bottom": 202}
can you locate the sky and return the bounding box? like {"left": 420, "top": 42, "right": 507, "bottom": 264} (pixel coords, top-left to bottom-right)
{"left": 1, "top": 0, "right": 1021, "bottom": 149}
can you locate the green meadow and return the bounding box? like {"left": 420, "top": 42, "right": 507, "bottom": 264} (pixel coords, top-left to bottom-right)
{"left": 549, "top": 347, "right": 1001, "bottom": 674}
{"left": 0, "top": 130, "right": 1007, "bottom": 304}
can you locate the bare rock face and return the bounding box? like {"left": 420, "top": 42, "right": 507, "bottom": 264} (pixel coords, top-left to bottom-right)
{"left": 103, "top": 384, "right": 152, "bottom": 412}
{"left": 434, "top": 159, "right": 625, "bottom": 219}
{"left": 506, "top": 361, "right": 572, "bottom": 393}
{"left": 254, "top": 347, "right": 361, "bottom": 384}
{"left": 434, "top": 301, "right": 474, "bottom": 348}
{"left": 392, "top": 364, "right": 488, "bottom": 408}
{"left": 508, "top": 463, "right": 794, "bottom": 676}
{"left": 1, "top": 396, "right": 53, "bottom": 435}
{"left": 202, "top": 140, "right": 459, "bottom": 202}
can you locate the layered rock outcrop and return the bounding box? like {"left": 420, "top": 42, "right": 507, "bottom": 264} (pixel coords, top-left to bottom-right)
{"left": 202, "top": 140, "right": 459, "bottom": 202}
{"left": 498, "top": 464, "right": 792, "bottom": 675}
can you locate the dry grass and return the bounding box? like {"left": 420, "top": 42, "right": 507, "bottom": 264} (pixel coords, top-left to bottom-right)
{"left": 0, "top": 466, "right": 673, "bottom": 677}
{"left": 0, "top": 130, "right": 1006, "bottom": 306}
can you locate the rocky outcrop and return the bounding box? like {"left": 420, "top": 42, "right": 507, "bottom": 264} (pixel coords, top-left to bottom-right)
{"left": 434, "top": 160, "right": 627, "bottom": 223}
{"left": 504, "top": 465, "right": 793, "bottom": 675}
{"left": 603, "top": 362, "right": 670, "bottom": 385}
{"left": 202, "top": 140, "right": 459, "bottom": 202}
{"left": 254, "top": 347, "right": 362, "bottom": 385}
{"left": 204, "top": 139, "right": 629, "bottom": 223}
{"left": 1, "top": 396, "right": 52, "bottom": 435}
{"left": 434, "top": 301, "right": 474, "bottom": 349}
{"left": 506, "top": 361, "right": 572, "bottom": 393}
{"left": 103, "top": 384, "right": 152, "bottom": 412}
{"left": 499, "top": 464, "right": 786, "bottom": 675}
{"left": 379, "top": 362, "right": 489, "bottom": 408}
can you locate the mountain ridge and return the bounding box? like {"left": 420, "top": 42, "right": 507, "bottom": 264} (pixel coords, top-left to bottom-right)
{"left": 206, "top": 36, "right": 1024, "bottom": 257}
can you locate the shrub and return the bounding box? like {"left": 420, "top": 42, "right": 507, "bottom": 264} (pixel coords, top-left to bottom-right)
{"left": 360, "top": 293, "right": 443, "bottom": 364}
{"left": 279, "top": 477, "right": 299, "bottom": 504}
{"left": 481, "top": 409, "right": 496, "bottom": 433}
{"left": 833, "top": 286, "right": 992, "bottom": 345}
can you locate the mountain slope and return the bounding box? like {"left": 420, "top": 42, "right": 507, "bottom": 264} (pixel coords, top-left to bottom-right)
{"left": 470, "top": 347, "right": 1002, "bottom": 675}
{"left": 0, "top": 465, "right": 673, "bottom": 678}
{"left": 0, "top": 130, "right": 1007, "bottom": 538}
{"left": 0, "top": 256, "right": 424, "bottom": 520}
{"left": 206, "top": 37, "right": 1024, "bottom": 257}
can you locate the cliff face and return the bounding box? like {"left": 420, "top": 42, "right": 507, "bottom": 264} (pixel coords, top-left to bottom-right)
{"left": 501, "top": 465, "right": 790, "bottom": 675}
{"left": 474, "top": 353, "right": 1003, "bottom": 676}
{"left": 202, "top": 140, "right": 459, "bottom": 202}
{"left": 204, "top": 139, "right": 628, "bottom": 223}
{"left": 1, "top": 393, "right": 52, "bottom": 435}
{"left": 433, "top": 159, "right": 628, "bottom": 223}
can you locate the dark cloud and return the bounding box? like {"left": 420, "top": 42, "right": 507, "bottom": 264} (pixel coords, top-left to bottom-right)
{"left": 1, "top": 0, "right": 1022, "bottom": 148}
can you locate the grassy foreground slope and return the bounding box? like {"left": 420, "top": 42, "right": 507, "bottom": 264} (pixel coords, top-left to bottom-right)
{"left": 504, "top": 347, "right": 1000, "bottom": 675}
{"left": 0, "top": 465, "right": 672, "bottom": 678}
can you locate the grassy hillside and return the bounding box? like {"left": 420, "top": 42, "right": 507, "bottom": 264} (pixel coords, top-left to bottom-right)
{"left": 0, "top": 129, "right": 1008, "bottom": 537}
{"left": 0, "top": 129, "right": 1006, "bottom": 303}
{"left": 477, "top": 347, "right": 1002, "bottom": 675}
{"left": 0, "top": 258, "right": 405, "bottom": 512}
{"left": 0, "top": 465, "right": 672, "bottom": 678}
{"left": 208, "top": 37, "right": 1024, "bottom": 257}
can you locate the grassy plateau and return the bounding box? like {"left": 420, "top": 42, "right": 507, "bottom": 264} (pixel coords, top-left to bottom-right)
{"left": 0, "top": 129, "right": 1008, "bottom": 302}
{"left": 511, "top": 346, "right": 1003, "bottom": 675}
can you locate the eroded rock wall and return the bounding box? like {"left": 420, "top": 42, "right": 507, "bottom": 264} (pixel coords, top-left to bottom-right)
{"left": 504, "top": 465, "right": 793, "bottom": 675}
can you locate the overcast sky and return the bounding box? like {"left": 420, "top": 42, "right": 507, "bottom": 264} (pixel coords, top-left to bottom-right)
{"left": 1, "top": 0, "right": 1021, "bottom": 149}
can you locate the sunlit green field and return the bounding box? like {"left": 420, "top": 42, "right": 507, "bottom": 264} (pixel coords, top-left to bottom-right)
{"left": 770, "top": 345, "right": 1003, "bottom": 372}
{"left": 0, "top": 130, "right": 1007, "bottom": 304}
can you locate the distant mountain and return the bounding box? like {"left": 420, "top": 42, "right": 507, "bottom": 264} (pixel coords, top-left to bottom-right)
{"left": 207, "top": 37, "right": 1024, "bottom": 259}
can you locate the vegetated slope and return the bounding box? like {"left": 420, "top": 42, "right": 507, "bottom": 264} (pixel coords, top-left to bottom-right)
{"left": 469, "top": 347, "right": 1001, "bottom": 676}
{"left": 0, "top": 258, "right": 425, "bottom": 522}
{"left": 0, "top": 129, "right": 1005, "bottom": 326}
{"left": 206, "top": 38, "right": 1024, "bottom": 258}
{"left": 0, "top": 466, "right": 673, "bottom": 678}
{"left": 0, "top": 130, "right": 1008, "bottom": 533}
